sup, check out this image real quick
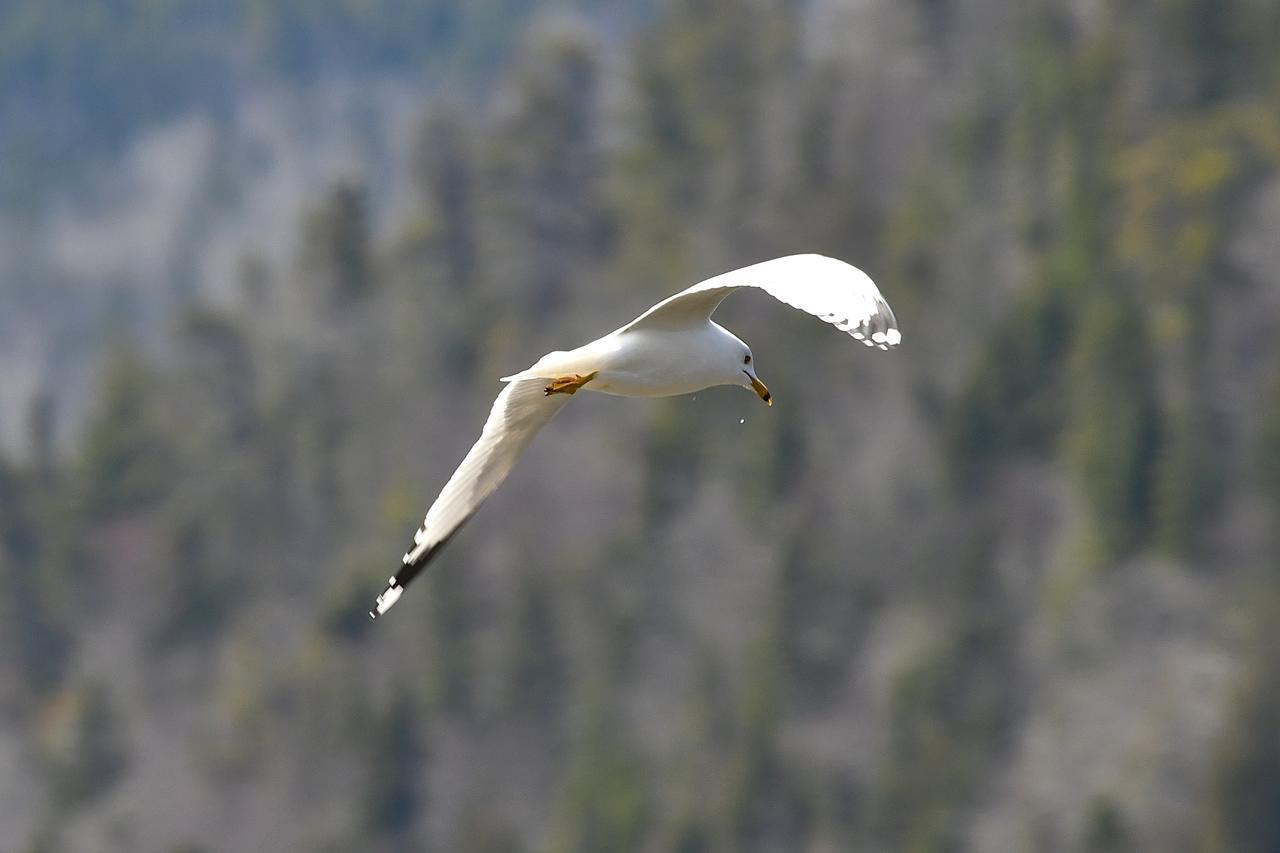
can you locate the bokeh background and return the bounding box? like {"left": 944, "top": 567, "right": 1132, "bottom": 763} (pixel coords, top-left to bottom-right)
{"left": 2, "top": 1, "right": 1279, "bottom": 851}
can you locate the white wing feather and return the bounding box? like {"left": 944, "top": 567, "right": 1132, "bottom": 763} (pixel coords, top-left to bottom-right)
{"left": 370, "top": 377, "right": 572, "bottom": 618}
{"left": 624, "top": 254, "right": 900, "bottom": 349}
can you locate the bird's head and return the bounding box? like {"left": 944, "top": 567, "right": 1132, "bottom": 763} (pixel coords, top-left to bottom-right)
{"left": 733, "top": 342, "right": 771, "bottom": 406}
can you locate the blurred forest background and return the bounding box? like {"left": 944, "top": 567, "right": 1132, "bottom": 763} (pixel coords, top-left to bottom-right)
{"left": 2, "top": 0, "right": 1280, "bottom": 850}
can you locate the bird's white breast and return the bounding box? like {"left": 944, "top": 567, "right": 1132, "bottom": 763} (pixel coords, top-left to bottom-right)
{"left": 586, "top": 325, "right": 733, "bottom": 398}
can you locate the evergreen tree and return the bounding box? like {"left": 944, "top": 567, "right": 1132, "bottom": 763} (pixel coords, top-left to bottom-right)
{"left": 25, "top": 390, "right": 56, "bottom": 484}
{"left": 1201, "top": 604, "right": 1280, "bottom": 853}
{"left": 1078, "top": 795, "right": 1129, "bottom": 853}
{"left": 1153, "top": 400, "right": 1219, "bottom": 555}
{"left": 547, "top": 678, "right": 652, "bottom": 853}
{"left": 411, "top": 106, "right": 478, "bottom": 291}
{"left": 300, "top": 180, "right": 373, "bottom": 313}
{"left": 78, "top": 340, "right": 174, "bottom": 519}
{"left": 483, "top": 25, "right": 608, "bottom": 315}
{"left": 361, "top": 690, "right": 425, "bottom": 839}
{"left": 723, "top": 629, "right": 801, "bottom": 850}
{"left": 1255, "top": 353, "right": 1280, "bottom": 507}
{"left": 173, "top": 306, "right": 257, "bottom": 449}
{"left": 614, "top": 0, "right": 796, "bottom": 272}
{"left": 946, "top": 277, "right": 1074, "bottom": 490}
{"left": 1063, "top": 294, "right": 1161, "bottom": 555}
{"left": 423, "top": 562, "right": 477, "bottom": 715}
{"left": 874, "top": 539, "right": 1014, "bottom": 852}
{"left": 41, "top": 681, "right": 128, "bottom": 808}
{"left": 642, "top": 400, "right": 704, "bottom": 527}
{"left": 0, "top": 462, "right": 71, "bottom": 700}
{"left": 499, "top": 572, "right": 567, "bottom": 723}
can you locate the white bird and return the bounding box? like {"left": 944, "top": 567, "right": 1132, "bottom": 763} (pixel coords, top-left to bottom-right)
{"left": 370, "top": 254, "right": 900, "bottom": 618}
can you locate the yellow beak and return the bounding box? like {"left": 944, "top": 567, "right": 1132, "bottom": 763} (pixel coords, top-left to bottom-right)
{"left": 749, "top": 374, "right": 772, "bottom": 406}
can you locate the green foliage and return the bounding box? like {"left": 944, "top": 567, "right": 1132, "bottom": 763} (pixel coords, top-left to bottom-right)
{"left": 499, "top": 573, "right": 567, "bottom": 722}
{"left": 612, "top": 0, "right": 796, "bottom": 268}
{"left": 361, "top": 690, "right": 425, "bottom": 838}
{"left": 874, "top": 548, "right": 1014, "bottom": 853}
{"left": 139, "top": 308, "right": 265, "bottom": 650}
{"left": 1101, "top": 97, "right": 1280, "bottom": 555}
{"left": 1152, "top": 401, "right": 1220, "bottom": 555}
{"left": 319, "top": 568, "right": 378, "bottom": 644}
{"left": 642, "top": 400, "right": 704, "bottom": 526}
{"left": 776, "top": 517, "right": 867, "bottom": 702}
{"left": 78, "top": 341, "right": 176, "bottom": 519}
{"left": 673, "top": 823, "right": 714, "bottom": 853}
{"left": 25, "top": 390, "right": 57, "bottom": 482}
{"left": 1115, "top": 102, "right": 1280, "bottom": 339}
{"left": 1256, "top": 356, "right": 1280, "bottom": 505}
{"left": 722, "top": 630, "right": 813, "bottom": 849}
{"left": 483, "top": 27, "right": 608, "bottom": 315}
{"left": 769, "top": 66, "right": 873, "bottom": 259}
{"left": 764, "top": 402, "right": 807, "bottom": 499}
{"left": 1201, "top": 603, "right": 1280, "bottom": 853}
{"left": 0, "top": 553, "right": 71, "bottom": 700}
{"left": 0, "top": 462, "right": 73, "bottom": 701}
{"left": 39, "top": 681, "right": 128, "bottom": 809}
{"left": 683, "top": 648, "right": 736, "bottom": 761}
{"left": 410, "top": 107, "right": 478, "bottom": 291}
{"left": 300, "top": 181, "right": 373, "bottom": 312}
{"left": 1063, "top": 294, "right": 1161, "bottom": 555}
{"left": 548, "top": 684, "right": 652, "bottom": 853}
{"left": 273, "top": 358, "right": 353, "bottom": 540}
{"left": 147, "top": 507, "right": 243, "bottom": 649}
{"left": 421, "top": 563, "right": 477, "bottom": 714}
{"left": 549, "top": 743, "right": 651, "bottom": 853}
{"left": 194, "top": 643, "right": 273, "bottom": 785}
{"left": 21, "top": 826, "right": 64, "bottom": 853}
{"left": 8, "top": 0, "right": 1280, "bottom": 848}
{"left": 450, "top": 802, "right": 525, "bottom": 853}
{"left": 946, "top": 277, "right": 1074, "bottom": 490}
{"left": 1149, "top": 0, "right": 1280, "bottom": 103}
{"left": 172, "top": 307, "right": 258, "bottom": 449}
{"left": 1077, "top": 795, "right": 1128, "bottom": 853}
{"left": 884, "top": 169, "right": 957, "bottom": 315}
{"left": 0, "top": 0, "right": 620, "bottom": 197}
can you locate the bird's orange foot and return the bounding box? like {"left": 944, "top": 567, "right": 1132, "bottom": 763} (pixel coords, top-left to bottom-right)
{"left": 544, "top": 371, "right": 598, "bottom": 396}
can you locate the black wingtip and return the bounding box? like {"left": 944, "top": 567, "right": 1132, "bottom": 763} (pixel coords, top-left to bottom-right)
{"left": 370, "top": 579, "right": 404, "bottom": 620}
{"left": 369, "top": 524, "right": 468, "bottom": 623}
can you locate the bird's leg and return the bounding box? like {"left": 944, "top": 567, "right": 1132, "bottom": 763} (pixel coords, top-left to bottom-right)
{"left": 544, "top": 371, "right": 598, "bottom": 396}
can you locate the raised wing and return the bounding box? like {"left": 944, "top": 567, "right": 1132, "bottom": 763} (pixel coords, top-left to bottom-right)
{"left": 370, "top": 377, "right": 572, "bottom": 619}
{"left": 624, "top": 254, "right": 901, "bottom": 349}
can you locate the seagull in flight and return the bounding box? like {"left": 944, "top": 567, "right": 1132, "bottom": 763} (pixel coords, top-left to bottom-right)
{"left": 370, "top": 254, "right": 900, "bottom": 619}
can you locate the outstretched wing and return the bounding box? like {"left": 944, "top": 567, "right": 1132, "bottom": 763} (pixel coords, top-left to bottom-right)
{"left": 370, "top": 377, "right": 572, "bottom": 619}
{"left": 624, "top": 254, "right": 901, "bottom": 349}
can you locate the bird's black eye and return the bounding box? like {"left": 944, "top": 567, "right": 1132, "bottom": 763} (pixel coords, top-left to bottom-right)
{"left": 744, "top": 354, "right": 752, "bottom": 365}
